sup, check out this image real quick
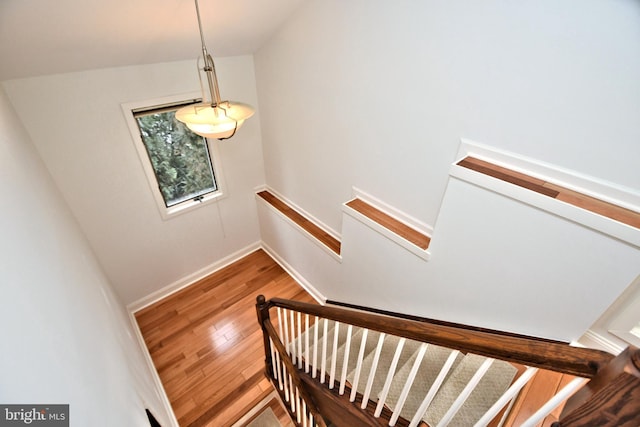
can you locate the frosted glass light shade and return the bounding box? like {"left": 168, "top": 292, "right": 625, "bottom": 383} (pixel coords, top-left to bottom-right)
{"left": 176, "top": 101, "right": 255, "bottom": 139}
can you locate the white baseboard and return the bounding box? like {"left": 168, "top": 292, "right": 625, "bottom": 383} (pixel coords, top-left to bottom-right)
{"left": 127, "top": 310, "right": 180, "bottom": 427}
{"left": 124, "top": 239, "right": 324, "bottom": 427}
{"left": 260, "top": 241, "right": 327, "bottom": 305}
{"left": 127, "top": 241, "right": 262, "bottom": 313}
{"left": 577, "top": 329, "right": 625, "bottom": 355}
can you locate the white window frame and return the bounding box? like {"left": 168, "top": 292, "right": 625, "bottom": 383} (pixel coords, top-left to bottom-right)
{"left": 122, "top": 93, "right": 227, "bottom": 220}
{"left": 607, "top": 274, "right": 640, "bottom": 348}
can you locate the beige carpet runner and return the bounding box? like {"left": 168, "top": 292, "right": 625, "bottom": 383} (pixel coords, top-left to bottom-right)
{"left": 296, "top": 320, "right": 517, "bottom": 426}
{"left": 245, "top": 407, "right": 282, "bottom": 427}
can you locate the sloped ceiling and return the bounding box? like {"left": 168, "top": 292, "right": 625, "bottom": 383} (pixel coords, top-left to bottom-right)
{"left": 0, "top": 0, "right": 305, "bottom": 81}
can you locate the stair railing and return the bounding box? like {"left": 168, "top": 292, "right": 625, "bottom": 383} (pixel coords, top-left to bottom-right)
{"left": 256, "top": 295, "right": 328, "bottom": 427}
{"left": 256, "top": 295, "right": 640, "bottom": 427}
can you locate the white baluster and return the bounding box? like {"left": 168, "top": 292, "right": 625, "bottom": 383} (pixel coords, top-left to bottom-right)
{"left": 375, "top": 337, "right": 406, "bottom": 417}
{"left": 389, "top": 342, "right": 428, "bottom": 426}
{"left": 282, "top": 309, "right": 290, "bottom": 356}
{"left": 409, "top": 350, "right": 460, "bottom": 427}
{"left": 296, "top": 388, "right": 301, "bottom": 423}
{"left": 302, "top": 399, "right": 308, "bottom": 427}
{"left": 312, "top": 316, "right": 319, "bottom": 378}
{"left": 350, "top": 328, "right": 369, "bottom": 402}
{"left": 297, "top": 311, "right": 303, "bottom": 369}
{"left": 521, "top": 377, "right": 589, "bottom": 427}
{"left": 290, "top": 310, "right": 297, "bottom": 363}
{"left": 305, "top": 314, "right": 310, "bottom": 373}
{"left": 273, "top": 343, "right": 284, "bottom": 391}
{"left": 320, "top": 319, "right": 328, "bottom": 383}
{"left": 281, "top": 358, "right": 290, "bottom": 402}
{"left": 268, "top": 337, "right": 278, "bottom": 381}
{"left": 277, "top": 308, "right": 284, "bottom": 346}
{"left": 361, "top": 333, "right": 386, "bottom": 409}
{"left": 436, "top": 357, "right": 494, "bottom": 427}
{"left": 339, "top": 324, "right": 354, "bottom": 395}
{"left": 289, "top": 375, "right": 295, "bottom": 411}
{"left": 309, "top": 413, "right": 314, "bottom": 427}
{"left": 473, "top": 366, "right": 538, "bottom": 427}
{"left": 329, "top": 322, "right": 341, "bottom": 389}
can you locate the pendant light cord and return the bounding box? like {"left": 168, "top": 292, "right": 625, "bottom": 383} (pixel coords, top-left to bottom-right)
{"left": 194, "top": 0, "right": 222, "bottom": 107}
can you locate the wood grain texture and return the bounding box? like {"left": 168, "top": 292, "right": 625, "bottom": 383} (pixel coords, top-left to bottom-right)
{"left": 457, "top": 156, "right": 640, "bottom": 229}
{"left": 299, "top": 374, "right": 404, "bottom": 427}
{"left": 257, "top": 191, "right": 341, "bottom": 254}
{"left": 266, "top": 298, "right": 614, "bottom": 378}
{"left": 458, "top": 157, "right": 559, "bottom": 198}
{"left": 135, "top": 249, "right": 316, "bottom": 427}
{"left": 345, "top": 198, "right": 431, "bottom": 250}
{"left": 558, "top": 346, "right": 640, "bottom": 426}
{"left": 261, "top": 296, "right": 617, "bottom": 427}
{"left": 503, "top": 369, "right": 574, "bottom": 426}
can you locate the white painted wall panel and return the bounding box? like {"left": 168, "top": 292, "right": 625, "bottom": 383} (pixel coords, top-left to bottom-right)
{"left": 3, "top": 56, "right": 265, "bottom": 304}
{"left": 255, "top": 0, "right": 640, "bottom": 341}
{"left": 257, "top": 199, "right": 341, "bottom": 301}
{"left": 0, "top": 88, "right": 173, "bottom": 425}
{"left": 321, "top": 176, "right": 640, "bottom": 341}
{"left": 255, "top": 0, "right": 640, "bottom": 234}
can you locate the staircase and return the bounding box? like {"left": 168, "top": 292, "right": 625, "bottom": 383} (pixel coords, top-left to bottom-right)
{"left": 256, "top": 296, "right": 640, "bottom": 427}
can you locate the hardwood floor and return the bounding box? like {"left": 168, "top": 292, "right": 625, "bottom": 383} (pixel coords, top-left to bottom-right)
{"left": 135, "top": 247, "right": 577, "bottom": 426}
{"left": 135, "top": 249, "right": 316, "bottom": 427}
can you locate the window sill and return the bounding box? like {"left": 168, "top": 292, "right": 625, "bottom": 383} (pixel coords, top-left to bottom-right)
{"left": 161, "top": 190, "right": 226, "bottom": 220}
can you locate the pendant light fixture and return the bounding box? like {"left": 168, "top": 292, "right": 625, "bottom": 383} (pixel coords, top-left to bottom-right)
{"left": 176, "top": 0, "right": 255, "bottom": 140}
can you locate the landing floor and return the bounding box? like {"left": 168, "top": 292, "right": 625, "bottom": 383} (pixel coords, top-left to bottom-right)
{"left": 135, "top": 249, "right": 315, "bottom": 426}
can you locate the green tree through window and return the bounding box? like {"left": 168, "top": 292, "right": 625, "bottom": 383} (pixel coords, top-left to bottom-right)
{"left": 135, "top": 108, "right": 217, "bottom": 207}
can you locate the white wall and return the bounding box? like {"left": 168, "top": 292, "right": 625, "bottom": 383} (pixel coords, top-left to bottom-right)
{"left": 0, "top": 88, "right": 173, "bottom": 425}
{"left": 257, "top": 195, "right": 341, "bottom": 302}
{"left": 255, "top": 0, "right": 640, "bottom": 231}
{"left": 254, "top": 0, "right": 640, "bottom": 341}
{"left": 3, "top": 56, "right": 265, "bottom": 305}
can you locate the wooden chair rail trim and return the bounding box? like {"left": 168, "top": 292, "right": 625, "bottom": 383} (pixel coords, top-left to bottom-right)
{"left": 257, "top": 190, "right": 342, "bottom": 255}
{"left": 457, "top": 156, "right": 640, "bottom": 230}
{"left": 345, "top": 198, "right": 431, "bottom": 250}
{"left": 265, "top": 297, "right": 614, "bottom": 378}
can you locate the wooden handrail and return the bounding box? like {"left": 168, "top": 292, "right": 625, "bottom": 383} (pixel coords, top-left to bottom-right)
{"left": 266, "top": 297, "right": 614, "bottom": 378}
{"left": 556, "top": 345, "right": 640, "bottom": 426}
{"left": 256, "top": 296, "right": 328, "bottom": 427}
{"left": 259, "top": 296, "right": 640, "bottom": 426}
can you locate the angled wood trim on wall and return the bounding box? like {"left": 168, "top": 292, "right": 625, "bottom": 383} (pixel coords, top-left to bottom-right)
{"left": 257, "top": 190, "right": 342, "bottom": 255}
{"left": 345, "top": 198, "right": 431, "bottom": 250}
{"left": 458, "top": 156, "right": 640, "bottom": 230}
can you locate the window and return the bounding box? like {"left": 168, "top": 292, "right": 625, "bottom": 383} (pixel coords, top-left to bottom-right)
{"left": 631, "top": 322, "right": 640, "bottom": 340}
{"left": 123, "top": 94, "right": 226, "bottom": 219}
{"left": 606, "top": 274, "right": 640, "bottom": 350}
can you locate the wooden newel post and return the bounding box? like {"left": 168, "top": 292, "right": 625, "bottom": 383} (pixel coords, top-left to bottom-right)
{"left": 555, "top": 345, "right": 640, "bottom": 426}
{"left": 255, "top": 295, "right": 274, "bottom": 380}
